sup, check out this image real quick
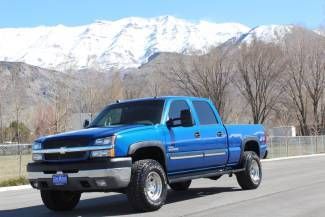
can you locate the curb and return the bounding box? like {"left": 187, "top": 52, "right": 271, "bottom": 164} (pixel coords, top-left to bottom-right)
{"left": 0, "top": 184, "right": 31, "bottom": 192}
{"left": 262, "top": 153, "right": 325, "bottom": 162}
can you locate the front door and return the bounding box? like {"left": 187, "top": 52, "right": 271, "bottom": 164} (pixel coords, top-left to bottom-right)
{"left": 166, "top": 100, "right": 204, "bottom": 173}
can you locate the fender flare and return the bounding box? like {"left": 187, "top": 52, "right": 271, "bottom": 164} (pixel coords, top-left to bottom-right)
{"left": 128, "top": 141, "right": 166, "bottom": 155}
{"left": 240, "top": 136, "right": 260, "bottom": 161}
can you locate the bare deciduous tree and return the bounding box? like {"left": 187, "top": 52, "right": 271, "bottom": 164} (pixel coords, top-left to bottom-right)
{"left": 163, "top": 48, "right": 232, "bottom": 120}
{"left": 284, "top": 28, "right": 325, "bottom": 135}
{"left": 10, "top": 65, "right": 27, "bottom": 143}
{"left": 304, "top": 39, "right": 325, "bottom": 134}
{"left": 0, "top": 72, "right": 8, "bottom": 143}
{"left": 234, "top": 40, "right": 286, "bottom": 124}
{"left": 76, "top": 71, "right": 124, "bottom": 118}
{"left": 51, "top": 81, "right": 72, "bottom": 133}
{"left": 34, "top": 104, "right": 56, "bottom": 136}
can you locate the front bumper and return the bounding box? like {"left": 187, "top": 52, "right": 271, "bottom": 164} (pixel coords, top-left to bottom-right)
{"left": 27, "top": 157, "right": 132, "bottom": 192}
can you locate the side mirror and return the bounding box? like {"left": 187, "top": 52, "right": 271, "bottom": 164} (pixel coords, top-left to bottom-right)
{"left": 166, "top": 109, "right": 193, "bottom": 128}
{"left": 180, "top": 109, "right": 193, "bottom": 127}
{"left": 83, "top": 119, "right": 90, "bottom": 128}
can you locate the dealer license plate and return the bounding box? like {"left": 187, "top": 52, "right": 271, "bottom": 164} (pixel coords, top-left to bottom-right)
{"left": 52, "top": 174, "right": 68, "bottom": 186}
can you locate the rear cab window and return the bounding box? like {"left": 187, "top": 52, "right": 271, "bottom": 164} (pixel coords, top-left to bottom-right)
{"left": 192, "top": 100, "right": 218, "bottom": 125}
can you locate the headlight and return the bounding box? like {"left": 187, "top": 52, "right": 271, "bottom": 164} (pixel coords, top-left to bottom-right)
{"left": 32, "top": 142, "right": 42, "bottom": 150}
{"left": 94, "top": 136, "right": 115, "bottom": 146}
{"left": 91, "top": 136, "right": 115, "bottom": 158}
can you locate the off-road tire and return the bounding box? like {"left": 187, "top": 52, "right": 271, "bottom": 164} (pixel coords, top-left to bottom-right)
{"left": 236, "top": 151, "right": 262, "bottom": 190}
{"left": 127, "top": 159, "right": 168, "bottom": 211}
{"left": 40, "top": 190, "right": 81, "bottom": 211}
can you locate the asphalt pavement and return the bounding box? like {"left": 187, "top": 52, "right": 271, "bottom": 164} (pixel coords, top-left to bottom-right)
{"left": 1, "top": 155, "right": 325, "bottom": 217}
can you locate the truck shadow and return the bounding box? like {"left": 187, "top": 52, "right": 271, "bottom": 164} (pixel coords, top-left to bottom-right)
{"left": 0, "top": 187, "right": 240, "bottom": 217}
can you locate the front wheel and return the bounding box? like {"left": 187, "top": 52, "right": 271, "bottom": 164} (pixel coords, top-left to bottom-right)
{"left": 127, "top": 159, "right": 168, "bottom": 212}
{"left": 40, "top": 190, "right": 81, "bottom": 211}
{"left": 236, "top": 151, "right": 262, "bottom": 190}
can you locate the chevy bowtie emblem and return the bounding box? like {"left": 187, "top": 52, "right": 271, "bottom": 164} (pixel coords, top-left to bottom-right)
{"left": 59, "top": 147, "right": 67, "bottom": 154}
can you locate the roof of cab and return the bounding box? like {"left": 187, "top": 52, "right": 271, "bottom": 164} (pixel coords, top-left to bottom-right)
{"left": 117, "top": 96, "right": 209, "bottom": 103}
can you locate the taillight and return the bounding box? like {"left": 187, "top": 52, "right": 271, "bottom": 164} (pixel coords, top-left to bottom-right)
{"left": 260, "top": 134, "right": 267, "bottom": 144}
{"left": 264, "top": 132, "right": 268, "bottom": 144}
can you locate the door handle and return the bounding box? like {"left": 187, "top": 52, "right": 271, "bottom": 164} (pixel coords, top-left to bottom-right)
{"left": 217, "top": 131, "right": 224, "bottom": 137}
{"left": 194, "top": 132, "right": 200, "bottom": 138}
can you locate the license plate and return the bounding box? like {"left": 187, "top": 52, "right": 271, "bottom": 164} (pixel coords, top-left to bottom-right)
{"left": 52, "top": 174, "right": 68, "bottom": 186}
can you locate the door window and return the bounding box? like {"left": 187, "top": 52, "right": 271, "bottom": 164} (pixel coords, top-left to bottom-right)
{"left": 192, "top": 101, "right": 218, "bottom": 125}
{"left": 168, "top": 100, "right": 193, "bottom": 126}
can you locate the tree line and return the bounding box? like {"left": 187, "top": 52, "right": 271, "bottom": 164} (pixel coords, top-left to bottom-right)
{"left": 160, "top": 27, "right": 325, "bottom": 135}
{"left": 0, "top": 26, "right": 324, "bottom": 143}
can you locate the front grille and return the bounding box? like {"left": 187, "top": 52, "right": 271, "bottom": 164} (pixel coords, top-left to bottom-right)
{"left": 44, "top": 152, "right": 87, "bottom": 161}
{"left": 43, "top": 138, "right": 90, "bottom": 149}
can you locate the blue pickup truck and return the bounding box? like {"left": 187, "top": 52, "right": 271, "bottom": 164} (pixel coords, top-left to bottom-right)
{"left": 27, "top": 96, "right": 267, "bottom": 212}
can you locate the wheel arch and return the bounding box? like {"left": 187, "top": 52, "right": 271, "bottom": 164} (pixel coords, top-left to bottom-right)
{"left": 241, "top": 137, "right": 260, "bottom": 159}
{"left": 128, "top": 141, "right": 167, "bottom": 172}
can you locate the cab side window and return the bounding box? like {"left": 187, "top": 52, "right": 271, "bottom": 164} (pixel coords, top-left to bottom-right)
{"left": 168, "top": 100, "right": 193, "bottom": 126}
{"left": 192, "top": 101, "right": 218, "bottom": 125}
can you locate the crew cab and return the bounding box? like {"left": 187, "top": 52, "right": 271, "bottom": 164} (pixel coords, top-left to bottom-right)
{"left": 27, "top": 96, "right": 267, "bottom": 212}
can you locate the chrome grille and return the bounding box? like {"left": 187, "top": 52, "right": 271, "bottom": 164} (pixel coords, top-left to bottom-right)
{"left": 44, "top": 151, "right": 87, "bottom": 161}
{"left": 43, "top": 138, "right": 90, "bottom": 149}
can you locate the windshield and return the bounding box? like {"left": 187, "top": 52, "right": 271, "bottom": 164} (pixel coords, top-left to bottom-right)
{"left": 89, "top": 100, "right": 165, "bottom": 127}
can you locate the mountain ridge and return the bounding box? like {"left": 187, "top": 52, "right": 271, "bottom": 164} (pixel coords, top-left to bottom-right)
{"left": 0, "top": 16, "right": 323, "bottom": 71}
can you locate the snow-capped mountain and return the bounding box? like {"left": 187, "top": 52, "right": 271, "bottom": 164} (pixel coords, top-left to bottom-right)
{"left": 0, "top": 16, "right": 321, "bottom": 71}
{"left": 0, "top": 16, "right": 250, "bottom": 71}
{"left": 314, "top": 28, "right": 325, "bottom": 37}
{"left": 236, "top": 25, "right": 293, "bottom": 44}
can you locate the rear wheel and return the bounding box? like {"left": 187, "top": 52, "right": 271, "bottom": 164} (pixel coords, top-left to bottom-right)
{"left": 127, "top": 159, "right": 168, "bottom": 211}
{"left": 236, "top": 151, "right": 262, "bottom": 190}
{"left": 169, "top": 180, "right": 192, "bottom": 191}
{"left": 40, "top": 190, "right": 81, "bottom": 211}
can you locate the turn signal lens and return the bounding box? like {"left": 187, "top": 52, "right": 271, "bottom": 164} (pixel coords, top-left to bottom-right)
{"left": 90, "top": 148, "right": 115, "bottom": 158}
{"left": 32, "top": 153, "right": 43, "bottom": 161}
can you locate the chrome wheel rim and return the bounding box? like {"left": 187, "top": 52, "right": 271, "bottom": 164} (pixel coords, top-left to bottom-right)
{"left": 145, "top": 171, "right": 163, "bottom": 201}
{"left": 249, "top": 160, "right": 260, "bottom": 184}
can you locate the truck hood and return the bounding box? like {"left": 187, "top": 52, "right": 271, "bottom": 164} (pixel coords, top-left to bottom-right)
{"left": 38, "top": 125, "right": 148, "bottom": 142}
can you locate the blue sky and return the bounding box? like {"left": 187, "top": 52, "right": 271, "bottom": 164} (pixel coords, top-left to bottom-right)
{"left": 1, "top": 0, "right": 324, "bottom": 28}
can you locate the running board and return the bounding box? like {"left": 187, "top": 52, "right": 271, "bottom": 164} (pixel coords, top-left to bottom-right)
{"left": 168, "top": 168, "right": 245, "bottom": 183}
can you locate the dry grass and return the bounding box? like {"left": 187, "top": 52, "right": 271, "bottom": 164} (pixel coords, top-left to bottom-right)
{"left": 0, "top": 154, "right": 31, "bottom": 181}
{"left": 0, "top": 176, "right": 28, "bottom": 187}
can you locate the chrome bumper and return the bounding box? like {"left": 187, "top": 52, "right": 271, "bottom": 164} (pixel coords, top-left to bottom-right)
{"left": 28, "top": 167, "right": 131, "bottom": 187}
{"left": 27, "top": 157, "right": 132, "bottom": 191}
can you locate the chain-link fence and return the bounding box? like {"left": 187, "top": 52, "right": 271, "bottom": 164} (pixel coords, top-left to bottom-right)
{"left": 0, "top": 144, "right": 32, "bottom": 181}
{"left": 268, "top": 136, "right": 325, "bottom": 158}
{"left": 0, "top": 136, "right": 325, "bottom": 181}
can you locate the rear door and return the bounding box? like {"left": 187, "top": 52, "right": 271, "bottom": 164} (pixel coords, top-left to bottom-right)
{"left": 192, "top": 100, "right": 228, "bottom": 168}
{"left": 166, "top": 100, "right": 204, "bottom": 173}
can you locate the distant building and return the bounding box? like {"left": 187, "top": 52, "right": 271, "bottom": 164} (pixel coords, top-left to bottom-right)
{"left": 269, "top": 126, "right": 296, "bottom": 137}
{"left": 67, "top": 113, "right": 92, "bottom": 130}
